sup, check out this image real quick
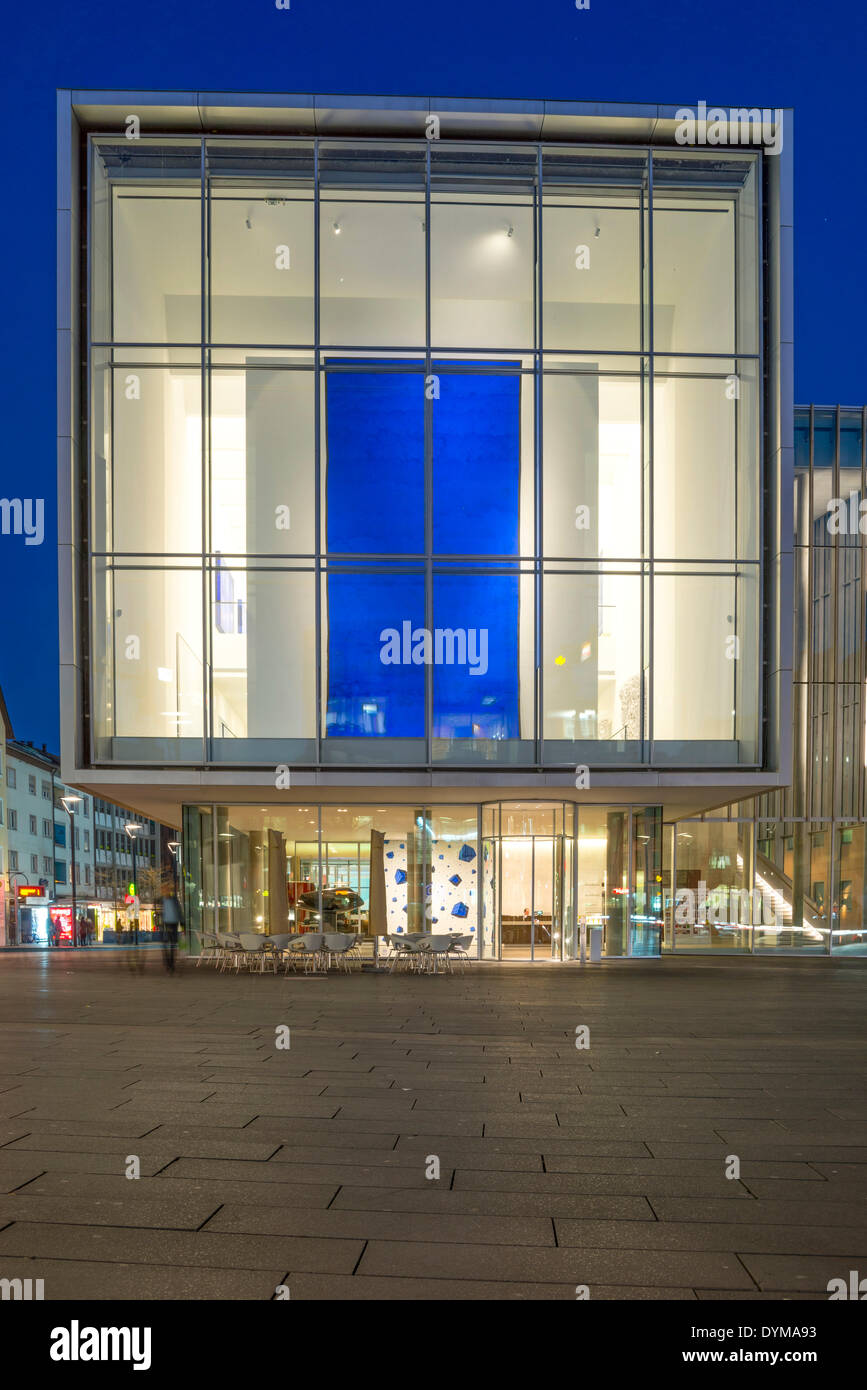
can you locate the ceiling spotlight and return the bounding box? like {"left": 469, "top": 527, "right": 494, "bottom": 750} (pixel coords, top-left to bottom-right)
{"left": 505, "top": 223, "right": 514, "bottom": 238}
{"left": 332, "top": 220, "right": 341, "bottom": 235}
{"left": 594, "top": 224, "right": 601, "bottom": 239}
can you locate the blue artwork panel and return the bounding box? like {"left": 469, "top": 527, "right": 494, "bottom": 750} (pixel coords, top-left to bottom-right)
{"left": 432, "top": 366, "right": 521, "bottom": 556}
{"left": 325, "top": 360, "right": 521, "bottom": 742}
{"left": 433, "top": 572, "right": 520, "bottom": 739}
{"left": 325, "top": 571, "right": 425, "bottom": 737}
{"left": 325, "top": 364, "right": 424, "bottom": 554}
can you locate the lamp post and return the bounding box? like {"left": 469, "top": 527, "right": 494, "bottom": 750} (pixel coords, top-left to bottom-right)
{"left": 167, "top": 840, "right": 181, "bottom": 896}
{"left": 61, "top": 795, "right": 82, "bottom": 947}
{"left": 8, "top": 872, "right": 29, "bottom": 947}
{"left": 124, "top": 822, "right": 142, "bottom": 941}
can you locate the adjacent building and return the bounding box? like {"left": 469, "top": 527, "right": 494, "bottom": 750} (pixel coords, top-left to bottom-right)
{"left": 0, "top": 693, "right": 169, "bottom": 946}
{"left": 56, "top": 90, "right": 794, "bottom": 959}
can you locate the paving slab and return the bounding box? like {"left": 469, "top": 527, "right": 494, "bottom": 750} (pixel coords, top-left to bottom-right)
{"left": 0, "top": 952, "right": 865, "bottom": 1300}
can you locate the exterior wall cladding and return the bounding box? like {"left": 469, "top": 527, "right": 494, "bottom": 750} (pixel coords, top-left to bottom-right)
{"left": 57, "top": 92, "right": 804, "bottom": 959}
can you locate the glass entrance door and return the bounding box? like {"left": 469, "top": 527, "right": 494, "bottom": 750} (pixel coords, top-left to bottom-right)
{"left": 500, "top": 835, "right": 559, "bottom": 960}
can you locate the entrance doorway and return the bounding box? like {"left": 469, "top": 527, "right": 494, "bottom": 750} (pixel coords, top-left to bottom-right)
{"left": 500, "top": 837, "right": 561, "bottom": 960}
{"left": 480, "top": 801, "right": 663, "bottom": 961}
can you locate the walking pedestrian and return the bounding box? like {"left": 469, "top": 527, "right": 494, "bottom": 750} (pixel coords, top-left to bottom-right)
{"left": 161, "top": 894, "right": 183, "bottom": 973}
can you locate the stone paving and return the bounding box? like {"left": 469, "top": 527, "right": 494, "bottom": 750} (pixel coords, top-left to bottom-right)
{"left": 0, "top": 950, "right": 866, "bottom": 1300}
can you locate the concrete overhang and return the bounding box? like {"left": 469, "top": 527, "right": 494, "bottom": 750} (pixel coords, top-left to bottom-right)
{"left": 64, "top": 89, "right": 790, "bottom": 147}
{"left": 62, "top": 769, "right": 790, "bottom": 831}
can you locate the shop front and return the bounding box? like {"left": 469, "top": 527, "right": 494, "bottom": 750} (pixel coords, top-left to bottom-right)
{"left": 182, "top": 800, "right": 664, "bottom": 961}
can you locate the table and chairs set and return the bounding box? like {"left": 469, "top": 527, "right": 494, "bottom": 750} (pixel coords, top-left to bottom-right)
{"left": 196, "top": 930, "right": 474, "bottom": 975}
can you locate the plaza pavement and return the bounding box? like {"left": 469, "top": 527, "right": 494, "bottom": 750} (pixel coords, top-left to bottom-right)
{"left": 0, "top": 950, "right": 866, "bottom": 1300}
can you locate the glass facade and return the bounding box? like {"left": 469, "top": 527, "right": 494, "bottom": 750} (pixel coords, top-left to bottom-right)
{"left": 668, "top": 407, "right": 867, "bottom": 955}
{"left": 182, "top": 799, "right": 662, "bottom": 960}
{"left": 87, "top": 136, "right": 763, "bottom": 770}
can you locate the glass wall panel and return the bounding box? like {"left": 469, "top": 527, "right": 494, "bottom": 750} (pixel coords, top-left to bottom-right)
{"left": 631, "top": 806, "right": 662, "bottom": 955}
{"left": 92, "top": 563, "right": 204, "bottom": 759}
{"left": 574, "top": 806, "right": 609, "bottom": 949}
{"left": 323, "top": 366, "right": 425, "bottom": 556}
{"left": 833, "top": 825, "right": 867, "bottom": 955}
{"left": 95, "top": 368, "right": 202, "bottom": 556}
{"left": 653, "top": 569, "right": 759, "bottom": 762}
{"left": 432, "top": 571, "right": 534, "bottom": 764}
{"left": 92, "top": 141, "right": 202, "bottom": 345}
{"left": 431, "top": 203, "right": 534, "bottom": 350}
{"left": 210, "top": 192, "right": 314, "bottom": 345}
{"left": 673, "top": 822, "right": 753, "bottom": 950}
{"left": 432, "top": 364, "right": 533, "bottom": 557}
{"left": 320, "top": 198, "right": 425, "bottom": 346}
{"left": 755, "top": 821, "right": 829, "bottom": 952}
{"left": 542, "top": 371, "right": 642, "bottom": 559}
{"left": 209, "top": 567, "right": 316, "bottom": 758}
{"left": 603, "top": 810, "right": 629, "bottom": 956}
{"left": 543, "top": 571, "right": 642, "bottom": 758}
{"left": 211, "top": 367, "right": 315, "bottom": 556}
{"left": 542, "top": 194, "right": 641, "bottom": 352}
{"left": 652, "top": 153, "right": 759, "bottom": 356}
{"left": 321, "top": 568, "right": 426, "bottom": 762}
{"left": 653, "top": 368, "right": 757, "bottom": 562}
{"left": 182, "top": 805, "right": 215, "bottom": 951}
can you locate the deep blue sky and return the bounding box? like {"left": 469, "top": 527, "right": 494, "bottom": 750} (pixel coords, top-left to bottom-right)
{"left": 0, "top": 0, "right": 864, "bottom": 749}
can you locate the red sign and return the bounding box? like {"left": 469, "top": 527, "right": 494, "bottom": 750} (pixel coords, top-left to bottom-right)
{"left": 18, "top": 885, "right": 45, "bottom": 898}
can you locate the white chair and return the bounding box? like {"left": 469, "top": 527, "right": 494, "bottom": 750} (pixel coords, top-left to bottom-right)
{"left": 323, "top": 933, "right": 355, "bottom": 973}
{"left": 388, "top": 936, "right": 426, "bottom": 973}
{"left": 196, "top": 932, "right": 220, "bottom": 967}
{"left": 218, "top": 933, "right": 242, "bottom": 972}
{"left": 447, "top": 934, "right": 474, "bottom": 973}
{"left": 284, "top": 933, "right": 323, "bottom": 974}
{"left": 235, "top": 932, "right": 268, "bottom": 972}
{"left": 419, "top": 935, "right": 454, "bottom": 974}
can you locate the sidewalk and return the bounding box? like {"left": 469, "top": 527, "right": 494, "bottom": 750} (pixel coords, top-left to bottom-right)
{"left": 0, "top": 953, "right": 866, "bottom": 1300}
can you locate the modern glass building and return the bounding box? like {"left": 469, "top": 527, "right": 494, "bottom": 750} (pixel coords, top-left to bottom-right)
{"left": 57, "top": 91, "right": 794, "bottom": 959}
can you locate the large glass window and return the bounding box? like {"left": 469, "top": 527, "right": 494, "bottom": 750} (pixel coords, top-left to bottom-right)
{"left": 542, "top": 148, "right": 646, "bottom": 353}
{"left": 543, "top": 570, "right": 642, "bottom": 757}
{"left": 210, "top": 366, "right": 315, "bottom": 557}
{"left": 542, "top": 370, "right": 642, "bottom": 559}
{"left": 92, "top": 141, "right": 201, "bottom": 345}
{"left": 653, "top": 568, "right": 759, "bottom": 761}
{"left": 207, "top": 140, "right": 314, "bottom": 346}
{"left": 88, "top": 135, "right": 763, "bottom": 768}
{"left": 92, "top": 563, "right": 205, "bottom": 759}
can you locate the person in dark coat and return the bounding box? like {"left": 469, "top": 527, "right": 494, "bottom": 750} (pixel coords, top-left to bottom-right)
{"left": 161, "top": 894, "right": 183, "bottom": 973}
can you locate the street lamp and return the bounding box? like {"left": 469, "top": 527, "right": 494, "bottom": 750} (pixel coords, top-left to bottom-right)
{"left": 8, "top": 872, "right": 29, "bottom": 947}
{"left": 124, "top": 823, "right": 142, "bottom": 940}
{"left": 167, "top": 840, "right": 181, "bottom": 897}
{"left": 61, "top": 795, "right": 82, "bottom": 947}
